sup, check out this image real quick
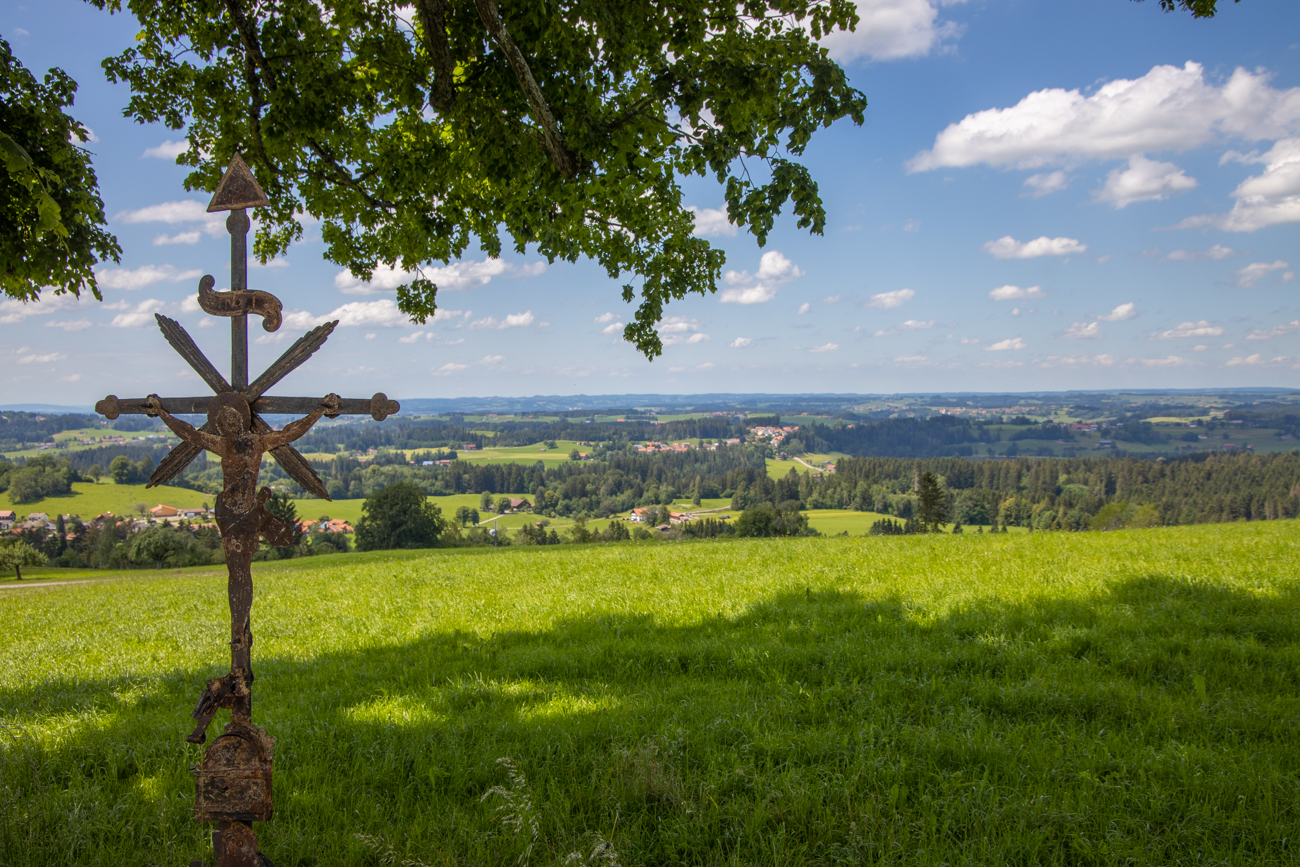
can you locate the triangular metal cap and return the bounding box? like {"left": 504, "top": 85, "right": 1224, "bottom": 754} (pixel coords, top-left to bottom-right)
{"left": 207, "top": 154, "right": 270, "bottom": 212}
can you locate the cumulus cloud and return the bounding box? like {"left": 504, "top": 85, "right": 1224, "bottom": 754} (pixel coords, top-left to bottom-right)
{"left": 817, "top": 0, "right": 963, "bottom": 63}
{"left": 1141, "top": 355, "right": 1194, "bottom": 367}
{"left": 1165, "top": 245, "right": 1236, "bottom": 261}
{"left": 1248, "top": 320, "right": 1300, "bottom": 340}
{"left": 865, "top": 288, "right": 915, "bottom": 309}
{"left": 1038, "top": 354, "right": 1116, "bottom": 367}
{"left": 18, "top": 351, "right": 67, "bottom": 364}
{"left": 718, "top": 251, "right": 803, "bottom": 305}
{"left": 108, "top": 299, "right": 167, "bottom": 328}
{"left": 986, "top": 337, "right": 1026, "bottom": 351}
{"left": 902, "top": 219, "right": 921, "bottom": 232}
{"left": 655, "top": 316, "right": 710, "bottom": 346}
{"left": 284, "top": 299, "right": 411, "bottom": 329}
{"left": 96, "top": 263, "right": 203, "bottom": 291}
{"left": 44, "top": 319, "right": 92, "bottom": 332}
{"left": 687, "top": 206, "right": 737, "bottom": 237}
{"left": 908, "top": 62, "right": 1300, "bottom": 172}
{"left": 433, "top": 363, "right": 468, "bottom": 375}
{"left": 808, "top": 343, "right": 839, "bottom": 353}
{"left": 1151, "top": 320, "right": 1224, "bottom": 340}
{"left": 600, "top": 322, "right": 623, "bottom": 335}
{"left": 334, "top": 258, "right": 531, "bottom": 294}
{"left": 143, "top": 140, "right": 188, "bottom": 159}
{"left": 481, "top": 355, "right": 504, "bottom": 365}
{"left": 875, "top": 318, "right": 936, "bottom": 337}
{"left": 468, "top": 311, "right": 535, "bottom": 330}
{"left": 593, "top": 312, "right": 617, "bottom": 323}
{"left": 1179, "top": 139, "right": 1300, "bottom": 232}
{"left": 1226, "top": 353, "right": 1266, "bottom": 366}
{"left": 0, "top": 297, "right": 86, "bottom": 329}
{"left": 729, "top": 337, "right": 753, "bottom": 349}
{"left": 117, "top": 200, "right": 227, "bottom": 243}
{"left": 1023, "top": 171, "right": 1069, "bottom": 197}
{"left": 822, "top": 294, "right": 842, "bottom": 304}
{"left": 1097, "top": 302, "right": 1137, "bottom": 321}
{"left": 988, "top": 284, "right": 1046, "bottom": 301}
{"left": 895, "top": 355, "right": 928, "bottom": 364}
{"left": 1062, "top": 321, "right": 1102, "bottom": 339}
{"left": 797, "top": 302, "right": 811, "bottom": 315}
{"left": 1234, "top": 260, "right": 1291, "bottom": 288}
{"left": 1095, "top": 156, "right": 1197, "bottom": 208}
{"left": 984, "top": 236, "right": 1086, "bottom": 259}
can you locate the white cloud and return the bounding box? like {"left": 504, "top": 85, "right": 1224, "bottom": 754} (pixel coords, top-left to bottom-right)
{"left": 108, "top": 299, "right": 167, "bottom": 328}
{"left": 17, "top": 352, "right": 67, "bottom": 364}
{"left": 818, "top": 0, "right": 963, "bottom": 63}
{"left": 1234, "top": 260, "right": 1290, "bottom": 288}
{"left": 365, "top": 333, "right": 377, "bottom": 340}
{"left": 729, "top": 337, "right": 753, "bottom": 349}
{"left": 1063, "top": 321, "right": 1102, "bottom": 339}
{"left": 143, "top": 140, "right": 188, "bottom": 159}
{"left": 718, "top": 251, "right": 803, "bottom": 305}
{"left": 117, "top": 200, "right": 226, "bottom": 238}
{"left": 481, "top": 355, "right": 504, "bottom": 364}
{"left": 808, "top": 343, "right": 839, "bottom": 353}
{"left": 822, "top": 294, "right": 842, "bottom": 304}
{"left": 1097, "top": 302, "right": 1137, "bottom": 321}
{"left": 988, "top": 284, "right": 1046, "bottom": 301}
{"left": 285, "top": 299, "right": 412, "bottom": 329}
{"left": 334, "top": 258, "right": 518, "bottom": 295}
{"left": 797, "top": 302, "right": 811, "bottom": 315}
{"left": 1038, "top": 354, "right": 1116, "bottom": 367}
{"left": 1248, "top": 320, "right": 1300, "bottom": 340}
{"left": 593, "top": 312, "right": 617, "bottom": 323}
{"left": 687, "top": 206, "right": 737, "bottom": 237}
{"left": 984, "top": 236, "right": 1086, "bottom": 259}
{"left": 433, "top": 363, "right": 468, "bottom": 375}
{"left": 154, "top": 231, "right": 203, "bottom": 246}
{"left": 1226, "top": 353, "right": 1266, "bottom": 366}
{"left": 900, "top": 319, "right": 935, "bottom": 330}
{"left": 895, "top": 354, "right": 928, "bottom": 364}
{"left": 986, "top": 337, "right": 1026, "bottom": 351}
{"left": 902, "top": 219, "right": 921, "bottom": 232}
{"left": 468, "top": 311, "right": 535, "bottom": 330}
{"left": 600, "top": 322, "right": 623, "bottom": 335}
{"left": 1151, "top": 320, "right": 1224, "bottom": 340}
{"left": 908, "top": 62, "right": 1300, "bottom": 172}
{"left": 1095, "top": 156, "right": 1197, "bottom": 208}
{"left": 1023, "top": 171, "right": 1069, "bottom": 197}
{"left": 397, "top": 331, "right": 428, "bottom": 343}
{"left": 1165, "top": 245, "right": 1236, "bottom": 261}
{"left": 1141, "top": 355, "right": 1194, "bottom": 367}
{"left": 95, "top": 263, "right": 203, "bottom": 291}
{"left": 865, "top": 288, "right": 915, "bottom": 309}
{"left": 44, "top": 319, "right": 92, "bottom": 332}
{"left": 1182, "top": 139, "right": 1300, "bottom": 232}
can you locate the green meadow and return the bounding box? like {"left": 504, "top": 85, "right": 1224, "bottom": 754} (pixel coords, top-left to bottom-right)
{"left": 2, "top": 523, "right": 1297, "bottom": 865}
{"left": 0, "top": 480, "right": 211, "bottom": 518}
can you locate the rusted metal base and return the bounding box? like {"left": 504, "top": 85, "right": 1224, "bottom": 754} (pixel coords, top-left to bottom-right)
{"left": 187, "top": 820, "right": 274, "bottom": 867}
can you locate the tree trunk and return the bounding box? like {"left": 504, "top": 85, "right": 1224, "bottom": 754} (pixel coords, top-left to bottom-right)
{"left": 14, "top": 565, "right": 21, "bottom": 581}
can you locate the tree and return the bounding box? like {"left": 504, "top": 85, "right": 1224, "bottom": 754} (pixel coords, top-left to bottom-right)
{"left": 86, "top": 0, "right": 864, "bottom": 357}
{"left": 1136, "top": 0, "right": 1240, "bottom": 17}
{"left": 569, "top": 449, "right": 582, "bottom": 461}
{"left": 915, "top": 471, "right": 949, "bottom": 534}
{"left": 87, "top": 463, "right": 103, "bottom": 483}
{"left": 0, "top": 541, "right": 47, "bottom": 580}
{"left": 129, "top": 526, "right": 182, "bottom": 569}
{"left": 1, "top": 37, "right": 120, "bottom": 302}
{"left": 454, "top": 505, "right": 472, "bottom": 527}
{"left": 734, "top": 502, "right": 811, "bottom": 537}
{"left": 109, "top": 455, "right": 133, "bottom": 484}
{"left": 480, "top": 490, "right": 494, "bottom": 511}
{"left": 495, "top": 495, "right": 512, "bottom": 514}
{"left": 355, "top": 482, "right": 447, "bottom": 551}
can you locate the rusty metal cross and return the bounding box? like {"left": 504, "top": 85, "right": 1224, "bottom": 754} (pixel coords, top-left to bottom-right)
{"left": 94, "top": 155, "right": 399, "bottom": 867}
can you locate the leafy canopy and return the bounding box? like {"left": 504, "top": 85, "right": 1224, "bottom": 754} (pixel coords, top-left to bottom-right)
{"left": 355, "top": 481, "right": 448, "bottom": 550}
{"left": 89, "top": 0, "right": 866, "bottom": 358}
{"left": 0, "top": 37, "right": 120, "bottom": 302}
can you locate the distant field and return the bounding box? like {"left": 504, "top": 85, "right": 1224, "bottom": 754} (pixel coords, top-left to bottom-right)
{"left": 2, "top": 427, "right": 175, "bottom": 460}
{"left": 1, "top": 522, "right": 1296, "bottom": 865}
{"left": 0, "top": 480, "right": 211, "bottom": 519}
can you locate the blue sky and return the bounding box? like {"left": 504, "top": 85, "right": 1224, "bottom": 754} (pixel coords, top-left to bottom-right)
{"left": 2, "top": 0, "right": 1298, "bottom": 404}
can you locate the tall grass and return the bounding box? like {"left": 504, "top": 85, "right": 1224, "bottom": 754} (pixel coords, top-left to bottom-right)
{"left": 2, "top": 523, "right": 1298, "bottom": 865}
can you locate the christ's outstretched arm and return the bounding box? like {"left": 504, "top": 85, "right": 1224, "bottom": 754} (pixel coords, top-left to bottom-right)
{"left": 144, "top": 395, "right": 226, "bottom": 456}
{"left": 261, "top": 394, "right": 341, "bottom": 450}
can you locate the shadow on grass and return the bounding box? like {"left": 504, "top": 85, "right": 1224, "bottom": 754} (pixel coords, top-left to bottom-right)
{"left": 3, "top": 574, "right": 1299, "bottom": 866}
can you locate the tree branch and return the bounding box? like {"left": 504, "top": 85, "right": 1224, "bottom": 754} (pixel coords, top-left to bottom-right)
{"left": 472, "top": 0, "right": 579, "bottom": 178}
{"left": 414, "top": 0, "right": 457, "bottom": 113}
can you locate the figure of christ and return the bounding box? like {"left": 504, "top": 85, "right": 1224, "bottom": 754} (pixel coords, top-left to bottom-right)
{"left": 143, "top": 392, "right": 339, "bottom": 724}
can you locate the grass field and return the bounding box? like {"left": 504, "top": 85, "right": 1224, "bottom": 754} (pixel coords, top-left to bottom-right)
{"left": 2, "top": 523, "right": 1298, "bottom": 865}
{"left": 0, "top": 480, "right": 212, "bottom": 519}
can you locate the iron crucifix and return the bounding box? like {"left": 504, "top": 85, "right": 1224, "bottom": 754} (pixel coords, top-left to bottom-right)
{"left": 94, "top": 155, "right": 399, "bottom": 867}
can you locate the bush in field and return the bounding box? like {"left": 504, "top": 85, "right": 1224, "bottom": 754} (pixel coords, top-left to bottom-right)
{"left": 355, "top": 482, "right": 448, "bottom": 551}
{"left": 734, "top": 503, "right": 813, "bottom": 537}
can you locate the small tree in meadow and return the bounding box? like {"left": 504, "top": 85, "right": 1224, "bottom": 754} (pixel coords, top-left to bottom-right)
{"left": 915, "top": 472, "right": 949, "bottom": 533}
{"left": 0, "top": 541, "right": 47, "bottom": 580}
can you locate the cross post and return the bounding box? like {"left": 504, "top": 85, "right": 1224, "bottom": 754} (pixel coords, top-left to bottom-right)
{"left": 95, "top": 155, "right": 399, "bottom": 867}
